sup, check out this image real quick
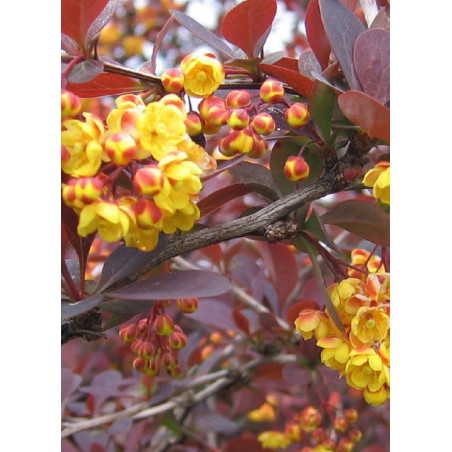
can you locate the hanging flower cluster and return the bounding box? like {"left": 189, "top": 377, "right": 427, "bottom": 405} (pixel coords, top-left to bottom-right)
{"left": 256, "top": 401, "right": 362, "bottom": 451}
{"left": 61, "top": 87, "right": 216, "bottom": 252}
{"left": 295, "top": 250, "right": 390, "bottom": 406}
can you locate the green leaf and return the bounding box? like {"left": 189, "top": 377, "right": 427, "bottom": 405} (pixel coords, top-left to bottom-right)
{"left": 304, "top": 208, "right": 339, "bottom": 252}
{"left": 321, "top": 199, "right": 390, "bottom": 246}
{"left": 308, "top": 78, "right": 336, "bottom": 144}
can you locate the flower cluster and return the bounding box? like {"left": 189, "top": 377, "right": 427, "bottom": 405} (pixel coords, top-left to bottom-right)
{"left": 61, "top": 89, "right": 216, "bottom": 251}
{"left": 363, "top": 161, "right": 390, "bottom": 205}
{"left": 295, "top": 251, "right": 390, "bottom": 406}
{"left": 118, "top": 297, "right": 199, "bottom": 377}
{"left": 257, "top": 403, "right": 362, "bottom": 451}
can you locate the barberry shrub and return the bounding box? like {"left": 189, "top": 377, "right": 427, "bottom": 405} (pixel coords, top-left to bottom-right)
{"left": 61, "top": 0, "right": 390, "bottom": 451}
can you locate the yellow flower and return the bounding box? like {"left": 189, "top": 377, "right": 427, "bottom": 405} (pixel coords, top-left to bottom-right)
{"left": 160, "top": 200, "right": 200, "bottom": 234}
{"left": 176, "top": 137, "right": 217, "bottom": 173}
{"left": 258, "top": 431, "right": 291, "bottom": 450}
{"left": 298, "top": 406, "right": 322, "bottom": 433}
{"left": 363, "top": 161, "right": 390, "bottom": 205}
{"left": 138, "top": 102, "right": 186, "bottom": 160}
{"left": 77, "top": 200, "right": 130, "bottom": 242}
{"left": 61, "top": 113, "right": 105, "bottom": 177}
{"left": 123, "top": 35, "right": 145, "bottom": 57}
{"left": 350, "top": 306, "right": 390, "bottom": 346}
{"left": 348, "top": 248, "right": 384, "bottom": 280}
{"left": 247, "top": 395, "right": 278, "bottom": 422}
{"left": 154, "top": 151, "right": 203, "bottom": 214}
{"left": 180, "top": 53, "right": 225, "bottom": 98}
{"left": 316, "top": 337, "right": 351, "bottom": 376}
{"left": 294, "top": 310, "right": 336, "bottom": 340}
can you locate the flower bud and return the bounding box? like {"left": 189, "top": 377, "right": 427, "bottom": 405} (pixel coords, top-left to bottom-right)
{"left": 161, "top": 68, "right": 185, "bottom": 93}
{"left": 219, "top": 127, "right": 255, "bottom": 156}
{"left": 343, "top": 166, "right": 362, "bottom": 181}
{"left": 227, "top": 108, "right": 250, "bottom": 130}
{"left": 132, "top": 198, "right": 162, "bottom": 229}
{"left": 199, "top": 96, "right": 225, "bottom": 121}
{"left": 344, "top": 408, "right": 358, "bottom": 424}
{"left": 133, "top": 357, "right": 149, "bottom": 372}
{"left": 154, "top": 314, "right": 174, "bottom": 336}
{"left": 259, "top": 79, "right": 285, "bottom": 103}
{"left": 168, "top": 331, "right": 187, "bottom": 350}
{"left": 283, "top": 155, "right": 310, "bottom": 182}
{"left": 168, "top": 364, "right": 183, "bottom": 377}
{"left": 177, "top": 297, "right": 198, "bottom": 314}
{"left": 348, "top": 429, "right": 362, "bottom": 442}
{"left": 337, "top": 438, "right": 355, "bottom": 452}
{"left": 61, "top": 90, "right": 81, "bottom": 118}
{"left": 137, "top": 318, "right": 149, "bottom": 334}
{"left": 250, "top": 113, "right": 276, "bottom": 135}
{"left": 299, "top": 406, "right": 322, "bottom": 432}
{"left": 130, "top": 338, "right": 144, "bottom": 354}
{"left": 284, "top": 102, "right": 310, "bottom": 128}
{"left": 201, "top": 344, "right": 215, "bottom": 360}
{"left": 185, "top": 111, "right": 204, "bottom": 136}
{"left": 119, "top": 324, "right": 139, "bottom": 343}
{"left": 208, "top": 105, "right": 230, "bottom": 126}
{"left": 162, "top": 352, "right": 178, "bottom": 370}
{"left": 209, "top": 332, "right": 222, "bottom": 344}
{"left": 104, "top": 132, "right": 136, "bottom": 166}
{"left": 144, "top": 357, "right": 161, "bottom": 376}
{"left": 133, "top": 164, "right": 165, "bottom": 196}
{"left": 226, "top": 90, "right": 252, "bottom": 108}
{"left": 247, "top": 133, "right": 268, "bottom": 159}
{"left": 62, "top": 177, "right": 104, "bottom": 210}
{"left": 333, "top": 417, "right": 348, "bottom": 432}
{"left": 202, "top": 120, "right": 222, "bottom": 136}
{"left": 137, "top": 341, "right": 156, "bottom": 360}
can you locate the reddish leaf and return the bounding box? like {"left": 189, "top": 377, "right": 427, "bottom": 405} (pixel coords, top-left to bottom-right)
{"left": 258, "top": 63, "right": 314, "bottom": 97}
{"left": 305, "top": 0, "right": 331, "bottom": 70}
{"left": 339, "top": 0, "right": 358, "bottom": 10}
{"left": 369, "top": 8, "right": 390, "bottom": 30}
{"left": 319, "top": 0, "right": 365, "bottom": 90}
{"left": 285, "top": 299, "right": 318, "bottom": 325}
{"left": 221, "top": 0, "right": 277, "bottom": 58}
{"left": 271, "top": 57, "right": 300, "bottom": 72}
{"left": 354, "top": 28, "right": 390, "bottom": 105}
{"left": 321, "top": 199, "right": 390, "bottom": 246}
{"left": 198, "top": 244, "right": 223, "bottom": 265}
{"left": 61, "top": 0, "right": 109, "bottom": 54}
{"left": 338, "top": 90, "right": 390, "bottom": 142}
{"left": 233, "top": 309, "right": 251, "bottom": 336}
{"left": 198, "top": 184, "right": 253, "bottom": 217}
{"left": 61, "top": 33, "right": 81, "bottom": 56}
{"left": 66, "top": 72, "right": 144, "bottom": 98}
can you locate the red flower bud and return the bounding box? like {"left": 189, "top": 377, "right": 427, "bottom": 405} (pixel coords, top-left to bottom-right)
{"left": 154, "top": 314, "right": 174, "bottom": 336}
{"left": 283, "top": 155, "right": 310, "bottom": 182}
{"left": 161, "top": 68, "right": 185, "bottom": 93}
{"left": 250, "top": 113, "right": 276, "bottom": 135}
{"left": 177, "top": 297, "right": 198, "bottom": 314}
{"left": 259, "top": 79, "right": 285, "bottom": 103}
{"left": 133, "top": 164, "right": 165, "bottom": 196}
{"left": 284, "top": 102, "right": 310, "bottom": 128}
{"left": 119, "top": 324, "right": 139, "bottom": 343}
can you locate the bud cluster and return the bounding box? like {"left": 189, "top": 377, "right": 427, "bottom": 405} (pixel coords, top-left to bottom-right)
{"left": 257, "top": 401, "right": 362, "bottom": 451}
{"left": 119, "top": 301, "right": 191, "bottom": 378}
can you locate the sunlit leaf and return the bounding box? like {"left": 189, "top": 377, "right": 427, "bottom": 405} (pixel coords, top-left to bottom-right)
{"left": 258, "top": 63, "right": 313, "bottom": 97}
{"left": 338, "top": 90, "right": 390, "bottom": 142}
{"left": 221, "top": 0, "right": 277, "bottom": 58}
{"left": 67, "top": 59, "right": 104, "bottom": 84}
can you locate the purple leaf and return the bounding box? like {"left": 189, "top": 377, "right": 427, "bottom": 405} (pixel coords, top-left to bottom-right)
{"left": 94, "top": 237, "right": 167, "bottom": 293}
{"left": 319, "top": 0, "right": 365, "bottom": 90}
{"left": 67, "top": 59, "right": 104, "bottom": 84}
{"left": 298, "top": 49, "right": 322, "bottom": 80}
{"left": 62, "top": 294, "right": 102, "bottom": 318}
{"left": 62, "top": 368, "right": 83, "bottom": 402}
{"left": 62, "top": 33, "right": 81, "bottom": 56}
{"left": 369, "top": 8, "right": 390, "bottom": 31}
{"left": 171, "top": 10, "right": 236, "bottom": 59}
{"left": 354, "top": 28, "right": 390, "bottom": 104}
{"left": 321, "top": 199, "right": 390, "bottom": 246}
{"left": 188, "top": 296, "right": 236, "bottom": 331}
{"left": 104, "top": 270, "right": 231, "bottom": 301}
{"left": 108, "top": 418, "right": 133, "bottom": 436}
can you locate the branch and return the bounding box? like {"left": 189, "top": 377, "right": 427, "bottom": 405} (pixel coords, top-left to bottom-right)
{"left": 61, "top": 354, "right": 297, "bottom": 438}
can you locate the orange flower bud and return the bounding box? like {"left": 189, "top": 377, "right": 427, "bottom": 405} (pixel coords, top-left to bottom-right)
{"left": 284, "top": 102, "right": 310, "bottom": 128}
{"left": 144, "top": 357, "right": 161, "bottom": 376}
{"left": 162, "top": 352, "right": 178, "bottom": 370}
{"left": 299, "top": 406, "right": 322, "bottom": 432}
{"left": 226, "top": 90, "right": 252, "bottom": 108}
{"left": 208, "top": 105, "right": 230, "bottom": 126}
{"left": 154, "top": 314, "right": 174, "bottom": 336}
{"left": 283, "top": 155, "right": 310, "bottom": 182}
{"left": 219, "top": 127, "right": 255, "bottom": 156}
{"left": 168, "top": 331, "right": 187, "bottom": 350}
{"left": 119, "top": 324, "right": 138, "bottom": 343}
{"left": 199, "top": 96, "right": 225, "bottom": 121}
{"left": 62, "top": 177, "right": 104, "bottom": 210}
{"left": 180, "top": 53, "right": 225, "bottom": 98}
{"left": 133, "top": 164, "right": 165, "bottom": 196}
{"left": 104, "top": 132, "right": 136, "bottom": 166}
{"left": 185, "top": 111, "right": 204, "bottom": 136}
{"left": 202, "top": 119, "right": 222, "bottom": 136}
{"left": 209, "top": 332, "right": 222, "bottom": 344}
{"left": 251, "top": 112, "right": 276, "bottom": 135}
{"left": 344, "top": 408, "right": 358, "bottom": 424}
{"left": 311, "top": 428, "right": 327, "bottom": 443}
{"left": 133, "top": 357, "right": 149, "bottom": 372}
{"left": 161, "top": 68, "right": 185, "bottom": 93}
{"left": 348, "top": 429, "right": 362, "bottom": 442}
{"left": 333, "top": 417, "right": 348, "bottom": 432}
{"left": 227, "top": 108, "right": 250, "bottom": 130}
{"left": 61, "top": 90, "right": 81, "bottom": 118}
{"left": 168, "top": 364, "right": 183, "bottom": 377}
{"left": 137, "top": 341, "right": 156, "bottom": 360}
{"left": 177, "top": 297, "right": 198, "bottom": 314}
{"left": 248, "top": 133, "right": 268, "bottom": 159}
{"left": 259, "top": 79, "right": 285, "bottom": 103}
{"left": 132, "top": 198, "right": 162, "bottom": 229}
{"left": 201, "top": 344, "right": 215, "bottom": 360}
{"left": 337, "top": 437, "right": 355, "bottom": 452}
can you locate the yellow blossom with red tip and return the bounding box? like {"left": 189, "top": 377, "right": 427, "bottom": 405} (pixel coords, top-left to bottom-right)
{"left": 62, "top": 177, "right": 104, "bottom": 210}
{"left": 247, "top": 395, "right": 278, "bottom": 422}
{"left": 138, "top": 101, "right": 186, "bottom": 161}
{"left": 61, "top": 90, "right": 81, "bottom": 118}
{"left": 348, "top": 248, "right": 384, "bottom": 280}
{"left": 133, "top": 164, "right": 165, "bottom": 196}
{"left": 219, "top": 127, "right": 255, "bottom": 156}
{"left": 180, "top": 53, "right": 225, "bottom": 97}
{"left": 160, "top": 200, "right": 201, "bottom": 234}
{"left": 298, "top": 406, "right": 322, "bottom": 432}
{"left": 260, "top": 79, "right": 285, "bottom": 103}
{"left": 104, "top": 132, "right": 136, "bottom": 166}
{"left": 61, "top": 113, "right": 105, "bottom": 177}
{"left": 294, "top": 310, "right": 336, "bottom": 340}
{"left": 285, "top": 102, "right": 310, "bottom": 128}
{"left": 176, "top": 137, "right": 217, "bottom": 173}
{"left": 283, "top": 155, "right": 310, "bottom": 182}
{"left": 251, "top": 113, "right": 276, "bottom": 135}
{"left": 350, "top": 306, "right": 390, "bottom": 346}
{"left": 363, "top": 161, "right": 390, "bottom": 205}
{"left": 106, "top": 94, "right": 145, "bottom": 141}
{"left": 227, "top": 108, "right": 250, "bottom": 130}
{"left": 161, "top": 68, "right": 185, "bottom": 93}
{"left": 226, "top": 90, "right": 251, "bottom": 108}
{"left": 185, "top": 111, "right": 203, "bottom": 136}
{"left": 317, "top": 336, "right": 351, "bottom": 376}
